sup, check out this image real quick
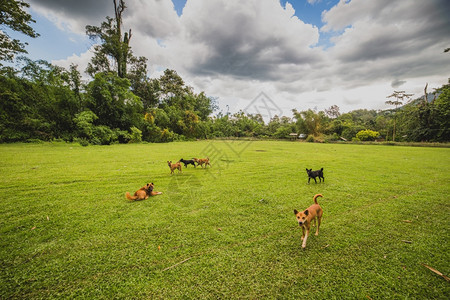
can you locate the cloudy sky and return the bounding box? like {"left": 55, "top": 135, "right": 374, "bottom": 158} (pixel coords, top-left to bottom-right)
{"left": 12, "top": 0, "right": 450, "bottom": 119}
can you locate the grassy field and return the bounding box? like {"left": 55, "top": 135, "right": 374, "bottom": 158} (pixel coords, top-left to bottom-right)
{"left": 1, "top": 140, "right": 449, "bottom": 299}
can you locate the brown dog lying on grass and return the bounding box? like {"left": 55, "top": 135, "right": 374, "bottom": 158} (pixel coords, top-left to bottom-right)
{"left": 125, "top": 183, "right": 162, "bottom": 201}
{"left": 167, "top": 161, "right": 182, "bottom": 174}
{"left": 294, "top": 194, "right": 323, "bottom": 249}
{"left": 193, "top": 157, "right": 210, "bottom": 168}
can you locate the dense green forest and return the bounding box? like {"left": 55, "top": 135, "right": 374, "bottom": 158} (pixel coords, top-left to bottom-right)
{"left": 1, "top": 0, "right": 449, "bottom": 144}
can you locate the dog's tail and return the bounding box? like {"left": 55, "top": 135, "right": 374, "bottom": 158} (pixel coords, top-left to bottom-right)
{"left": 313, "top": 194, "right": 323, "bottom": 204}
{"left": 126, "top": 192, "right": 137, "bottom": 201}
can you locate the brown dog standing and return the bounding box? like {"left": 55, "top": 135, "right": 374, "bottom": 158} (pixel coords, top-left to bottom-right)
{"left": 125, "top": 183, "right": 162, "bottom": 201}
{"left": 167, "top": 161, "right": 182, "bottom": 174}
{"left": 193, "top": 157, "right": 210, "bottom": 168}
{"left": 294, "top": 194, "right": 323, "bottom": 249}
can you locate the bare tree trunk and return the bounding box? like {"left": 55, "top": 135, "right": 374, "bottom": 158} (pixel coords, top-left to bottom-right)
{"left": 113, "top": 0, "right": 130, "bottom": 78}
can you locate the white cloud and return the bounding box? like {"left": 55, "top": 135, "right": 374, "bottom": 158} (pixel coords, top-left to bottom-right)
{"left": 35, "top": 0, "right": 450, "bottom": 118}
{"left": 51, "top": 47, "right": 94, "bottom": 80}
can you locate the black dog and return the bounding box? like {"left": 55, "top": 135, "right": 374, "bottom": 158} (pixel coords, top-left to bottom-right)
{"left": 180, "top": 158, "right": 196, "bottom": 168}
{"left": 306, "top": 168, "right": 324, "bottom": 184}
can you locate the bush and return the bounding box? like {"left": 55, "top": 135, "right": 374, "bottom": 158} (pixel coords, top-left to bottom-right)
{"left": 356, "top": 129, "right": 380, "bottom": 141}
{"left": 306, "top": 135, "right": 315, "bottom": 142}
{"left": 74, "top": 110, "right": 98, "bottom": 139}
{"left": 92, "top": 125, "right": 116, "bottom": 145}
{"left": 160, "top": 128, "right": 175, "bottom": 143}
{"left": 342, "top": 125, "right": 365, "bottom": 141}
{"left": 129, "top": 126, "right": 142, "bottom": 143}
{"left": 74, "top": 138, "right": 90, "bottom": 147}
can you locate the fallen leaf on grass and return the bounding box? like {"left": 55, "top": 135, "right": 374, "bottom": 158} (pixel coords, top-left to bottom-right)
{"left": 402, "top": 220, "right": 412, "bottom": 223}
{"left": 31, "top": 226, "right": 36, "bottom": 230}
{"left": 217, "top": 228, "right": 222, "bottom": 231}
{"left": 158, "top": 245, "right": 161, "bottom": 251}
{"left": 321, "top": 244, "right": 330, "bottom": 249}
{"left": 401, "top": 240, "right": 412, "bottom": 244}
{"left": 421, "top": 263, "right": 450, "bottom": 281}
{"left": 46, "top": 216, "right": 49, "bottom": 221}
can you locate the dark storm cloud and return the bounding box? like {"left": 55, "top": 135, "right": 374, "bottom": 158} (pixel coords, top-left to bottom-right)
{"left": 391, "top": 79, "right": 406, "bottom": 88}
{"left": 332, "top": 0, "right": 450, "bottom": 64}
{"left": 179, "top": 1, "right": 321, "bottom": 82}
{"left": 29, "top": 0, "right": 112, "bottom": 19}
{"left": 28, "top": 0, "right": 115, "bottom": 33}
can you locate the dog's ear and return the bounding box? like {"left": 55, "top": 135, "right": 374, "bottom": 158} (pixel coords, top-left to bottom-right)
{"left": 304, "top": 209, "right": 309, "bottom": 216}
{"left": 321, "top": 168, "right": 323, "bottom": 171}
{"left": 294, "top": 209, "right": 299, "bottom": 215}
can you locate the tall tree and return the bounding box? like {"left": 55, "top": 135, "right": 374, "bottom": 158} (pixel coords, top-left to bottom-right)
{"left": 85, "top": 0, "right": 132, "bottom": 78}
{"left": 385, "top": 90, "right": 413, "bottom": 141}
{"left": 292, "top": 109, "right": 325, "bottom": 137}
{"left": 0, "top": 0, "right": 39, "bottom": 64}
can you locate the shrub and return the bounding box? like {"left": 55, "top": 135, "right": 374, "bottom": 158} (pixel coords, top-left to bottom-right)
{"left": 160, "top": 128, "right": 175, "bottom": 143}
{"left": 306, "top": 135, "right": 315, "bottom": 142}
{"left": 74, "top": 138, "right": 90, "bottom": 147}
{"left": 129, "top": 126, "right": 142, "bottom": 143}
{"left": 92, "top": 125, "right": 116, "bottom": 145}
{"left": 356, "top": 129, "right": 380, "bottom": 141}
{"left": 74, "top": 110, "right": 98, "bottom": 139}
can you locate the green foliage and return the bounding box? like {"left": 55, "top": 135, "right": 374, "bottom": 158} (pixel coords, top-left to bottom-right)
{"left": 306, "top": 134, "right": 315, "bottom": 142}
{"left": 129, "top": 126, "right": 142, "bottom": 143}
{"left": 74, "top": 110, "right": 98, "bottom": 139}
{"left": 0, "top": 59, "right": 79, "bottom": 142}
{"left": 293, "top": 109, "right": 325, "bottom": 137}
{"left": 91, "top": 125, "right": 116, "bottom": 145}
{"left": 356, "top": 129, "right": 380, "bottom": 141}
{"left": 85, "top": 72, "right": 142, "bottom": 130}
{"left": 0, "top": 0, "right": 39, "bottom": 63}
{"left": 160, "top": 128, "right": 176, "bottom": 142}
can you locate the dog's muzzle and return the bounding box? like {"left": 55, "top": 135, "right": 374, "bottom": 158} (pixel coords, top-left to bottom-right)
{"left": 298, "top": 222, "right": 303, "bottom": 226}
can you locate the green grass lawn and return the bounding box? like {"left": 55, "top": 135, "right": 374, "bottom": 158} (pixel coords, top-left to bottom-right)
{"left": 1, "top": 140, "right": 449, "bottom": 299}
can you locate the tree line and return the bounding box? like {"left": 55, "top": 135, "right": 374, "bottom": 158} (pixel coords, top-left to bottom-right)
{"left": 0, "top": 0, "right": 449, "bottom": 144}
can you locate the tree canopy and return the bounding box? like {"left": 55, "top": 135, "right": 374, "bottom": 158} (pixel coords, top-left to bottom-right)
{"left": 0, "top": 0, "right": 39, "bottom": 64}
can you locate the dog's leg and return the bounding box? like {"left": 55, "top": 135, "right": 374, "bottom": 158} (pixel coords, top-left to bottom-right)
{"left": 308, "top": 177, "right": 311, "bottom": 184}
{"left": 302, "top": 227, "right": 309, "bottom": 248}
{"left": 314, "top": 177, "right": 317, "bottom": 184}
{"left": 301, "top": 226, "right": 305, "bottom": 241}
{"left": 316, "top": 216, "right": 321, "bottom": 236}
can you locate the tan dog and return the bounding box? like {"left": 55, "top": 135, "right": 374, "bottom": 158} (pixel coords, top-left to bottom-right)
{"left": 125, "top": 183, "right": 162, "bottom": 201}
{"left": 167, "top": 161, "right": 182, "bottom": 174}
{"left": 294, "top": 194, "right": 323, "bottom": 248}
{"left": 193, "top": 157, "right": 210, "bottom": 168}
